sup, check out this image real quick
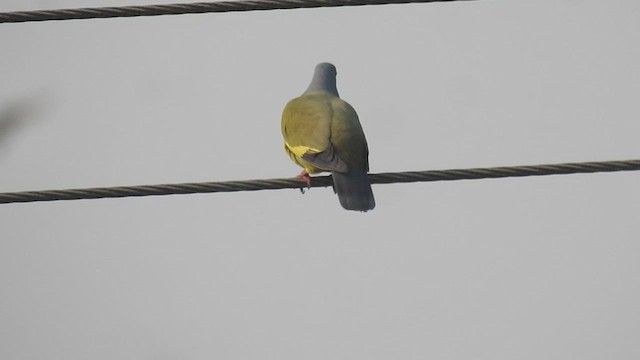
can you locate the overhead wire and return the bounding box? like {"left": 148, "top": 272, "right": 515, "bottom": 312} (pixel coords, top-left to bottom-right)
{"left": 1, "top": 159, "right": 638, "bottom": 204}
{"left": 0, "top": 0, "right": 479, "bottom": 24}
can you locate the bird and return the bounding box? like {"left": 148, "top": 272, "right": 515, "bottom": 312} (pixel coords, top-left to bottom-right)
{"left": 281, "top": 62, "right": 375, "bottom": 212}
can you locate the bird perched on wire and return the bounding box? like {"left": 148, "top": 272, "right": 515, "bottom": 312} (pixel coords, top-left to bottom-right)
{"left": 281, "top": 62, "right": 375, "bottom": 212}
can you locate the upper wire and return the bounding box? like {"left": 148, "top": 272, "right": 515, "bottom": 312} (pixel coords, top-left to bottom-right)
{"left": 0, "top": 0, "right": 479, "bottom": 24}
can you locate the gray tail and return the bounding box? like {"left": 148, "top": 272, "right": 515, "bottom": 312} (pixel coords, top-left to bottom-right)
{"left": 331, "top": 171, "right": 375, "bottom": 212}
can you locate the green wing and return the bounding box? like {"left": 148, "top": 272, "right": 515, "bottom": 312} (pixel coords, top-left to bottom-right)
{"left": 282, "top": 93, "right": 348, "bottom": 173}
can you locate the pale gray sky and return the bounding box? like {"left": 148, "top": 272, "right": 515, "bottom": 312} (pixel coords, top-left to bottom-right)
{"left": 1, "top": 1, "right": 639, "bottom": 359}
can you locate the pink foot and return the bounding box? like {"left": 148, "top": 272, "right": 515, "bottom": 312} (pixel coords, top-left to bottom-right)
{"left": 296, "top": 170, "right": 312, "bottom": 189}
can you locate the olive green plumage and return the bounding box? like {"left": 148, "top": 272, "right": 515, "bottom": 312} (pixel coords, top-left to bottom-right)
{"left": 281, "top": 63, "right": 375, "bottom": 212}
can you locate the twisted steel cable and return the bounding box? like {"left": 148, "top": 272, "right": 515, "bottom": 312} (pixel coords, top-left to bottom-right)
{"left": 1, "top": 159, "right": 638, "bottom": 204}
{"left": 0, "top": 0, "right": 478, "bottom": 24}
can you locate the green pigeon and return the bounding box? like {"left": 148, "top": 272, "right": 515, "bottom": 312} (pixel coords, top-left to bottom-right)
{"left": 281, "top": 62, "right": 375, "bottom": 212}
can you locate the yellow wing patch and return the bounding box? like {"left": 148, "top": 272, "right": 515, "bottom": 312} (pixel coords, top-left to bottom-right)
{"left": 283, "top": 142, "right": 324, "bottom": 174}
{"left": 284, "top": 142, "right": 321, "bottom": 158}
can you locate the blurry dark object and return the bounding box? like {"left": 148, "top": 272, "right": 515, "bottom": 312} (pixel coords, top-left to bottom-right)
{"left": 0, "top": 96, "right": 45, "bottom": 147}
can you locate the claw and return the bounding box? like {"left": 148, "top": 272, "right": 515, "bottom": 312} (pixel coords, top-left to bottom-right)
{"left": 296, "top": 170, "right": 312, "bottom": 193}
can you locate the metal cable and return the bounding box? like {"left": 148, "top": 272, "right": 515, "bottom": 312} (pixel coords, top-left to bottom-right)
{"left": 1, "top": 159, "right": 638, "bottom": 204}
{"left": 0, "top": 0, "right": 478, "bottom": 24}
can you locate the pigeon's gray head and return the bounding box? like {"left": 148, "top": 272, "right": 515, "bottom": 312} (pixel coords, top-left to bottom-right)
{"left": 303, "top": 62, "right": 339, "bottom": 97}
